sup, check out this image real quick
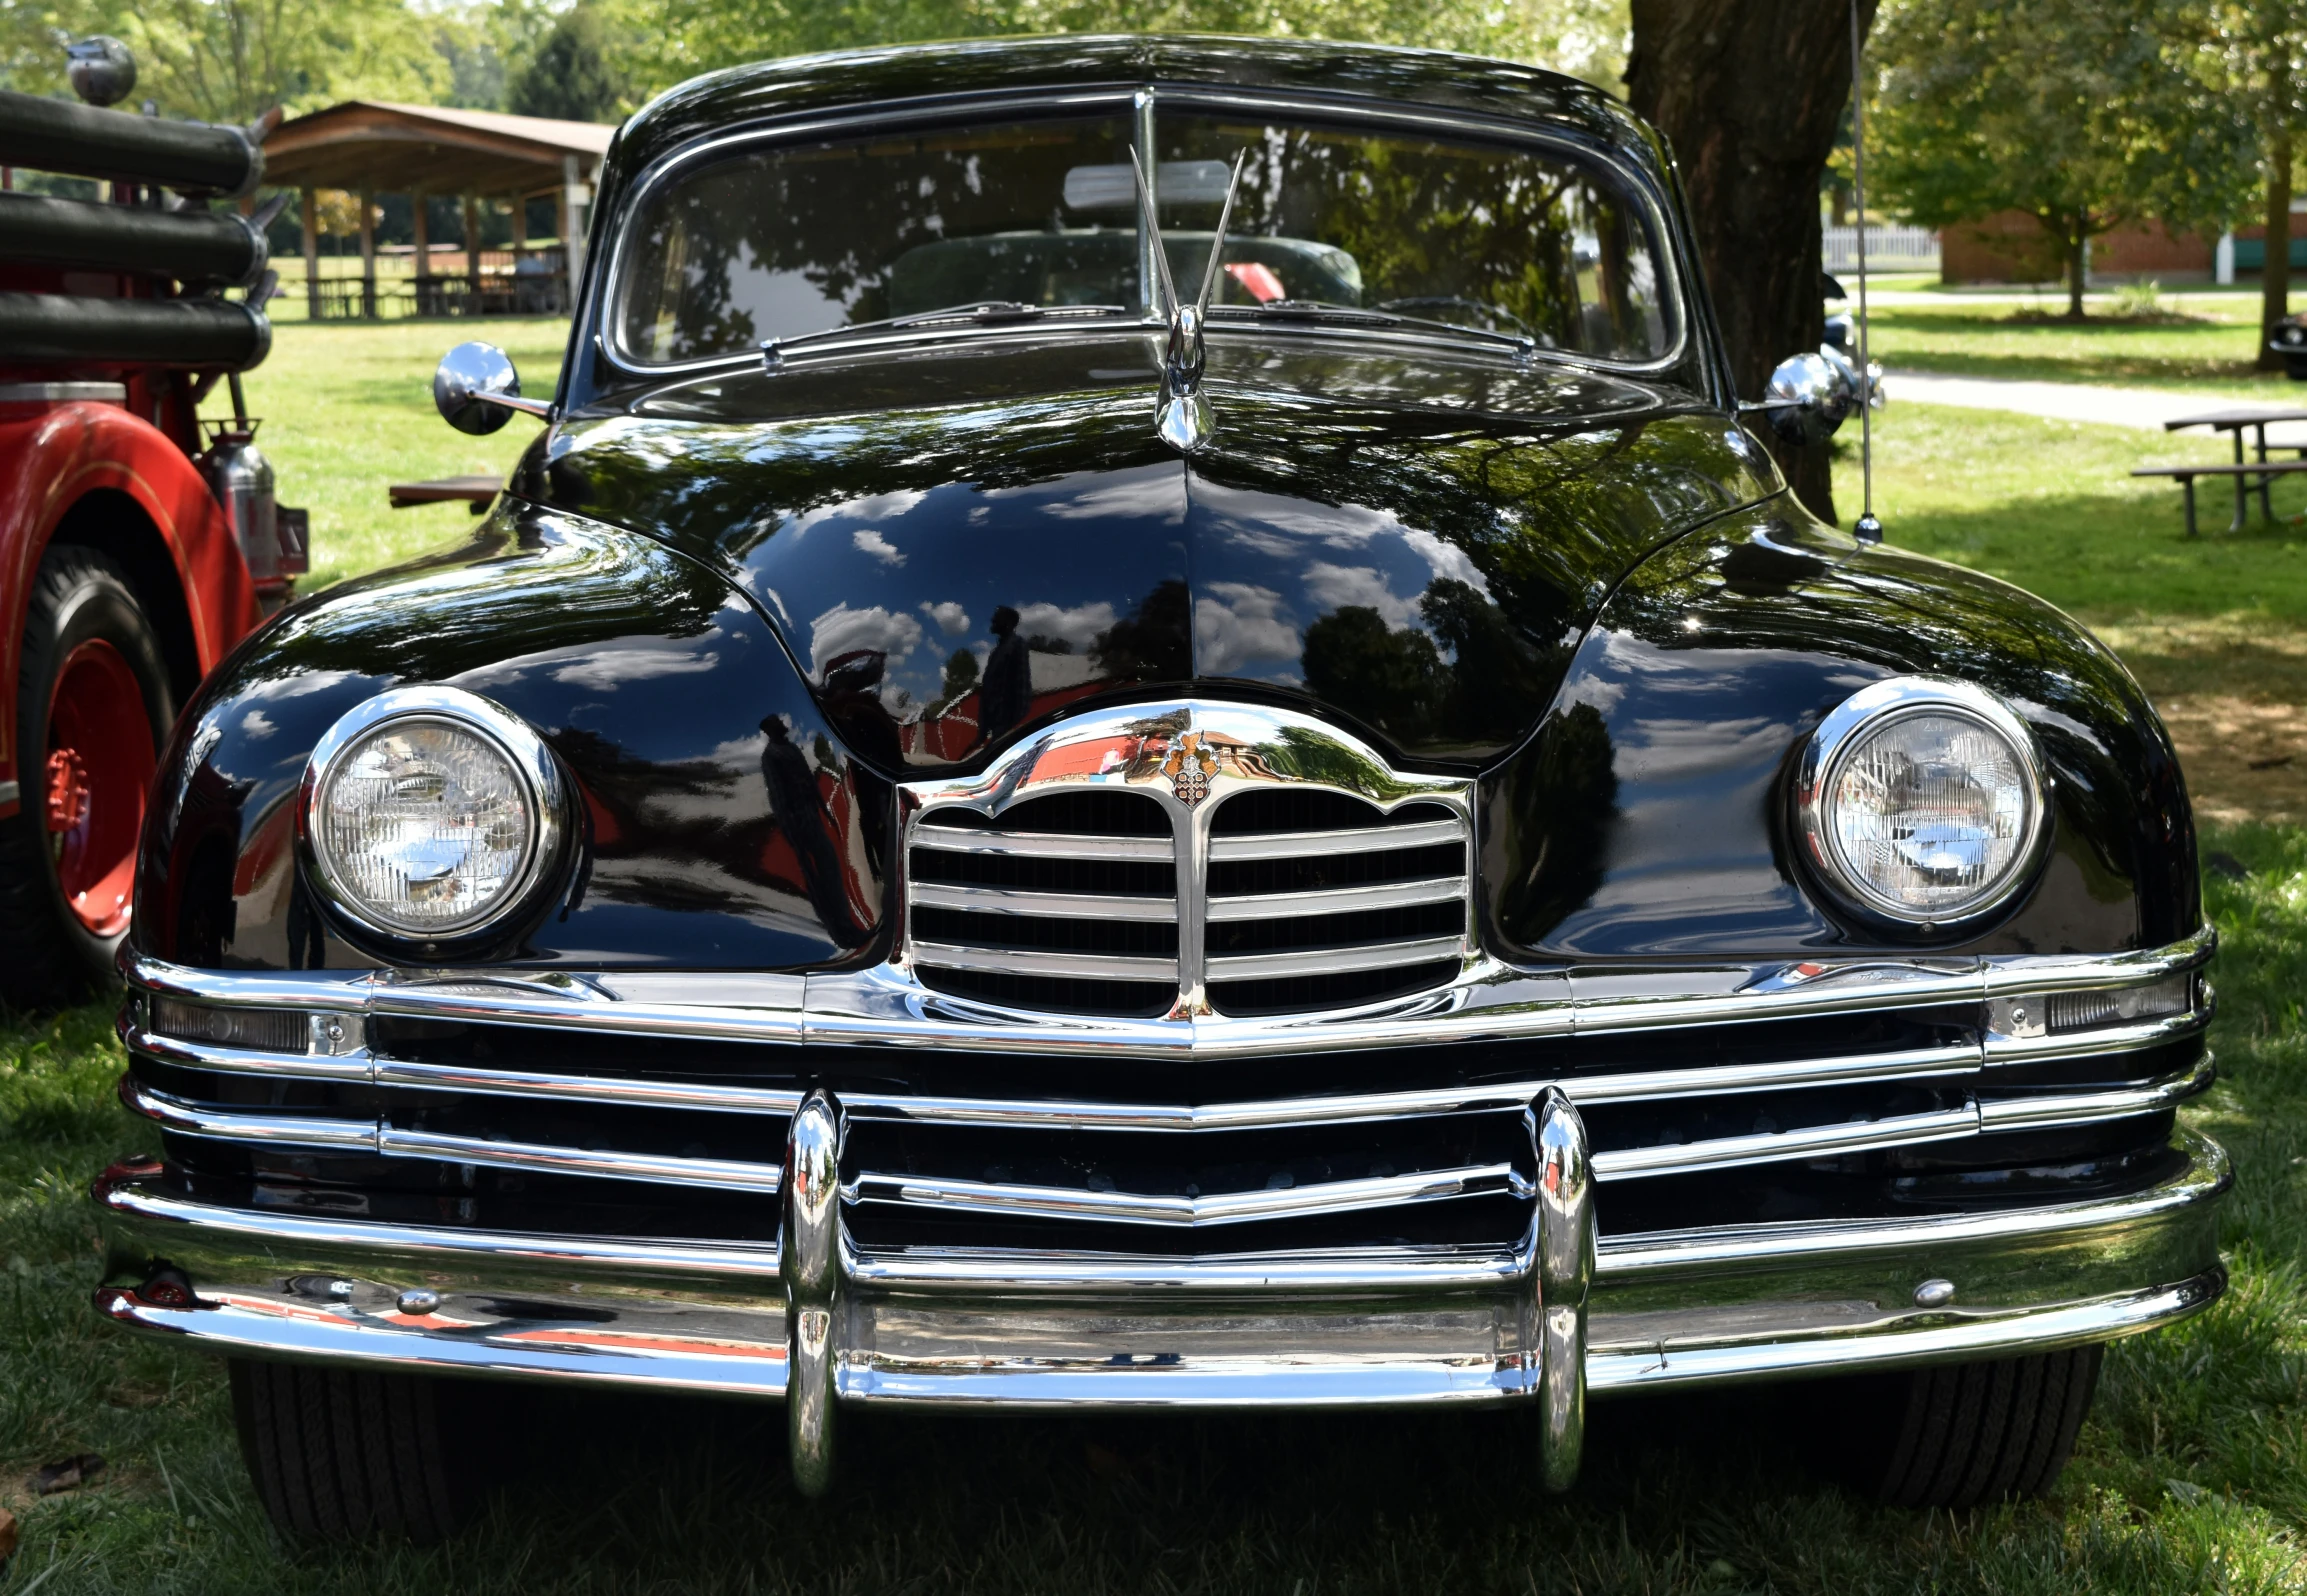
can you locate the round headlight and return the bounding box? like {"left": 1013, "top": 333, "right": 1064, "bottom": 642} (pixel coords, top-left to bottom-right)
{"left": 1796, "top": 677, "right": 2047, "bottom": 927}
{"left": 301, "top": 687, "right": 567, "bottom": 941}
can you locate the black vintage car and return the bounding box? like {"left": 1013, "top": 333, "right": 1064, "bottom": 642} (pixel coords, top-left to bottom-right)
{"left": 98, "top": 36, "right": 2222, "bottom": 1539}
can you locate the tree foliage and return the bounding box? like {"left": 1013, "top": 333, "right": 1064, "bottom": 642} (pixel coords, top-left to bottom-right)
{"left": 507, "top": 2, "right": 636, "bottom": 122}
{"left": 1869, "top": 0, "right": 2257, "bottom": 316}
{"left": 0, "top": 0, "right": 568, "bottom": 120}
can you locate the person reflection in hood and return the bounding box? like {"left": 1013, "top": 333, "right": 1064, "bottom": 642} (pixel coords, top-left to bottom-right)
{"left": 759, "top": 715, "right": 867, "bottom": 949}
{"left": 979, "top": 604, "right": 1031, "bottom": 748}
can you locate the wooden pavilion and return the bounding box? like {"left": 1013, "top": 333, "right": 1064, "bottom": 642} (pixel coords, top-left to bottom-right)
{"left": 261, "top": 102, "right": 615, "bottom": 320}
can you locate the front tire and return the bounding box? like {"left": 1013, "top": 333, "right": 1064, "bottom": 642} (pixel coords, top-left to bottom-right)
{"left": 1839, "top": 1345, "right": 2103, "bottom": 1507}
{"left": 229, "top": 1359, "right": 469, "bottom": 1543}
{"left": 0, "top": 546, "right": 174, "bottom": 1005}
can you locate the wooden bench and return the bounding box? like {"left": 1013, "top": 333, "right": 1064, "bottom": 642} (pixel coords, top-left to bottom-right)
{"left": 387, "top": 475, "right": 502, "bottom": 514}
{"left": 2132, "top": 461, "right": 2307, "bottom": 538}
{"left": 2164, "top": 409, "right": 2307, "bottom": 532}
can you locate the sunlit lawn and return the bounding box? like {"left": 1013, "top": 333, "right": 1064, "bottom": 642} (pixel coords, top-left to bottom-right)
{"left": 221, "top": 316, "right": 568, "bottom": 591}
{"left": 4, "top": 321, "right": 2307, "bottom": 1592}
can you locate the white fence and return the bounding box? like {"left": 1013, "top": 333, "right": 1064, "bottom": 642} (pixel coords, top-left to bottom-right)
{"left": 1823, "top": 224, "right": 1939, "bottom": 273}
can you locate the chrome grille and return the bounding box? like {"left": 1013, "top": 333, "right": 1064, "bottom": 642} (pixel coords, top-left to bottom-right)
{"left": 899, "top": 702, "right": 1475, "bottom": 1020}
{"left": 908, "top": 791, "right": 1178, "bottom": 1017}
{"left": 1204, "top": 790, "right": 1468, "bottom": 1014}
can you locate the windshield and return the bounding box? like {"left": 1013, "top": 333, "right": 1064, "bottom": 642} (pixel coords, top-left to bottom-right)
{"left": 614, "top": 105, "right": 1676, "bottom": 367}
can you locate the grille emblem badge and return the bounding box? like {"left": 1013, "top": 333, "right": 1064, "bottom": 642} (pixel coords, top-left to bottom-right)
{"left": 1161, "top": 731, "right": 1218, "bottom": 807}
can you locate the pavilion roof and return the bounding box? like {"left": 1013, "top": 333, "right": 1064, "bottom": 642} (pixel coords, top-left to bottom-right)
{"left": 263, "top": 101, "right": 616, "bottom": 196}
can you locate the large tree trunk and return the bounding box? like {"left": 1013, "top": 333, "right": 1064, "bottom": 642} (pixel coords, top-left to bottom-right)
{"left": 1627, "top": 0, "right": 1880, "bottom": 525}
{"left": 2260, "top": 116, "right": 2293, "bottom": 374}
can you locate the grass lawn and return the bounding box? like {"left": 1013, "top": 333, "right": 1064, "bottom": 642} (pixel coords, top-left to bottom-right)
{"left": 227, "top": 317, "right": 568, "bottom": 591}
{"left": 6, "top": 323, "right": 2307, "bottom": 1592}
{"left": 1869, "top": 295, "right": 2300, "bottom": 397}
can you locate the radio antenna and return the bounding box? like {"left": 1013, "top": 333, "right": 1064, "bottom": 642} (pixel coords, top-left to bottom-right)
{"left": 1851, "top": 0, "right": 1881, "bottom": 544}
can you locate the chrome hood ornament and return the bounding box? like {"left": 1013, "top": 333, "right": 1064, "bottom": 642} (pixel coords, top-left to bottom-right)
{"left": 1130, "top": 148, "right": 1247, "bottom": 455}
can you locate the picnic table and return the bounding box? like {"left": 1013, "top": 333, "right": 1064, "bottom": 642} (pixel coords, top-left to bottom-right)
{"left": 387, "top": 475, "right": 502, "bottom": 514}
{"left": 2143, "top": 409, "right": 2307, "bottom": 535}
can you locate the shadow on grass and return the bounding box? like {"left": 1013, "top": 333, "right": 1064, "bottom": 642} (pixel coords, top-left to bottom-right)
{"left": 294, "top": 1377, "right": 1872, "bottom": 1591}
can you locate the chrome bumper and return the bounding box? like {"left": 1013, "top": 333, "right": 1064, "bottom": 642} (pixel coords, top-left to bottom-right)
{"left": 94, "top": 1126, "right": 2228, "bottom": 1487}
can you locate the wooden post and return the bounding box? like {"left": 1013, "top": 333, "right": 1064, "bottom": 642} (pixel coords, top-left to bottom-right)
{"left": 462, "top": 193, "right": 482, "bottom": 312}
{"left": 510, "top": 192, "right": 528, "bottom": 313}
{"left": 357, "top": 186, "right": 375, "bottom": 319}
{"left": 300, "top": 187, "right": 320, "bottom": 321}
{"left": 410, "top": 192, "right": 428, "bottom": 314}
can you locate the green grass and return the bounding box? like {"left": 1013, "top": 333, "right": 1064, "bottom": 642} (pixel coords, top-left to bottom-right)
{"left": 1869, "top": 297, "right": 2299, "bottom": 396}
{"left": 218, "top": 318, "right": 568, "bottom": 591}
{"left": 6, "top": 321, "right": 2307, "bottom": 1590}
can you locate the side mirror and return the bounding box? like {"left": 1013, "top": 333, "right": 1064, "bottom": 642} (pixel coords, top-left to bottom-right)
{"left": 433, "top": 342, "right": 548, "bottom": 435}
{"left": 1756, "top": 350, "right": 1854, "bottom": 447}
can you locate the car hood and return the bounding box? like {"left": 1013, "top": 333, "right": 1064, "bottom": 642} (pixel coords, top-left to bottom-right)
{"left": 522, "top": 334, "right": 1777, "bottom": 771}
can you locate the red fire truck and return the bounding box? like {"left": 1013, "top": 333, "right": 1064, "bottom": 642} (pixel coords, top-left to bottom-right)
{"left": 0, "top": 40, "right": 304, "bottom": 1005}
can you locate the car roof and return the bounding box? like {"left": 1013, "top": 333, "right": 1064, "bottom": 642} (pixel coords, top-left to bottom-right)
{"left": 612, "top": 33, "right": 1655, "bottom": 180}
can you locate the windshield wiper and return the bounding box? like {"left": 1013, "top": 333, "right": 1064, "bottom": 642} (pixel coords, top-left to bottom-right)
{"left": 1208, "top": 299, "right": 1538, "bottom": 360}
{"left": 762, "top": 300, "right": 1136, "bottom": 369}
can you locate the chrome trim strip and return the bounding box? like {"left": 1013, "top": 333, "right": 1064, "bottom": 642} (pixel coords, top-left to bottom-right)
{"left": 1977, "top": 926, "right": 2217, "bottom": 994}
{"left": 1590, "top": 1105, "right": 1982, "bottom": 1182}
{"left": 97, "top": 1290, "right": 795, "bottom": 1399}
{"left": 911, "top": 828, "right": 1174, "bottom": 861}
{"left": 373, "top": 1059, "right": 803, "bottom": 1116}
{"left": 1598, "top": 1128, "right": 2230, "bottom": 1274}
{"left": 1564, "top": 1041, "right": 1979, "bottom": 1106}
{"left": 98, "top": 1176, "right": 784, "bottom": 1277}
{"left": 128, "top": 1023, "right": 377, "bottom": 1083}
{"left": 1976, "top": 1058, "right": 2214, "bottom": 1131}
{"left": 1585, "top": 1273, "right": 2222, "bottom": 1394}
{"left": 1985, "top": 1007, "right": 2208, "bottom": 1064}
{"left": 120, "top": 924, "right": 2214, "bottom": 1062}
{"left": 127, "top": 1082, "right": 377, "bottom": 1151}
{"left": 1204, "top": 936, "right": 1466, "bottom": 981}
{"left": 844, "top": 1243, "right": 1527, "bottom": 1290}
{"left": 379, "top": 1127, "right": 783, "bottom": 1194}
{"left": 853, "top": 1163, "right": 1523, "bottom": 1228}
{"left": 123, "top": 1080, "right": 784, "bottom": 1195}
{"left": 1204, "top": 877, "right": 1466, "bottom": 920}
{"left": 907, "top": 884, "right": 1177, "bottom": 920}
{"left": 841, "top": 1082, "right": 1531, "bottom": 1131}
{"left": 1207, "top": 820, "right": 1465, "bottom": 861}
{"left": 908, "top": 942, "right": 1179, "bottom": 980}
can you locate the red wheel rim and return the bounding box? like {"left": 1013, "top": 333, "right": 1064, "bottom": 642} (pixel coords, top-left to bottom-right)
{"left": 44, "top": 638, "right": 154, "bottom": 937}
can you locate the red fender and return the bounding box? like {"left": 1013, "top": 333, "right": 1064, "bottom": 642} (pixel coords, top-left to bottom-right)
{"left": 0, "top": 398, "right": 257, "bottom": 802}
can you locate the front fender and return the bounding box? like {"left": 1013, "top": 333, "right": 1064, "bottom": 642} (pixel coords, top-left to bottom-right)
{"left": 1480, "top": 496, "right": 2196, "bottom": 958}
{"left": 0, "top": 399, "right": 254, "bottom": 781}
{"left": 133, "top": 504, "right": 887, "bottom": 972}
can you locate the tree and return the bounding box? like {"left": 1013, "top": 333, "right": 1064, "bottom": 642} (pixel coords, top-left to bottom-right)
{"left": 1868, "top": 0, "right": 2253, "bottom": 323}
{"left": 0, "top": 0, "right": 451, "bottom": 119}
{"left": 2177, "top": 2, "right": 2307, "bottom": 369}
{"left": 507, "top": 2, "right": 635, "bottom": 124}
{"left": 1624, "top": 0, "right": 1878, "bottom": 524}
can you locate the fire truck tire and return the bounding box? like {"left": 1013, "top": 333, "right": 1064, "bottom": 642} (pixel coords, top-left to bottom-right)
{"left": 0, "top": 545, "right": 175, "bottom": 1005}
